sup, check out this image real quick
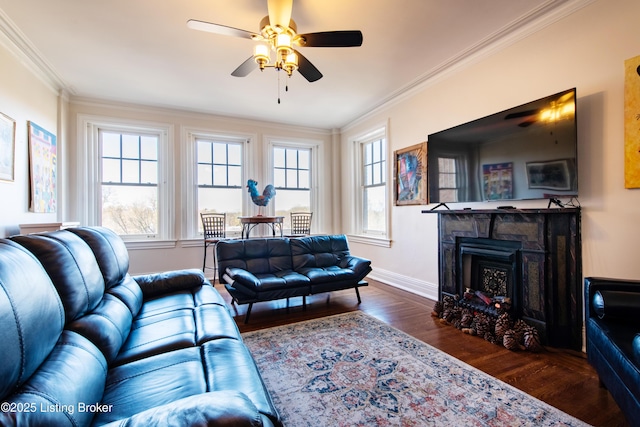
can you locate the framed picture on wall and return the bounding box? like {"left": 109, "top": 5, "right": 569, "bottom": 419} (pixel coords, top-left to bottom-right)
{"left": 394, "top": 142, "right": 427, "bottom": 205}
{"left": 526, "top": 159, "right": 571, "bottom": 190}
{"left": 482, "top": 162, "right": 513, "bottom": 200}
{"left": 28, "top": 121, "right": 57, "bottom": 213}
{"left": 0, "top": 112, "right": 16, "bottom": 182}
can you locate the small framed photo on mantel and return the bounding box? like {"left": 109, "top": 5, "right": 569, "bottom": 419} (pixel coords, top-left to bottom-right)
{"left": 0, "top": 112, "right": 16, "bottom": 182}
{"left": 394, "top": 142, "right": 427, "bottom": 205}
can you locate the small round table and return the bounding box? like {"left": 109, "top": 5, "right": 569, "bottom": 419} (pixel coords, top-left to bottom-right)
{"left": 238, "top": 216, "right": 284, "bottom": 239}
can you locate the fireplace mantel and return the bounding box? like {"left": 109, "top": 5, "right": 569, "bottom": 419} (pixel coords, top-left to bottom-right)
{"left": 423, "top": 207, "right": 582, "bottom": 350}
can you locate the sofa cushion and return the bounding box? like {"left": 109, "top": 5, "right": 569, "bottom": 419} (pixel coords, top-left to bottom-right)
{"left": 94, "top": 347, "right": 208, "bottom": 425}
{"left": 217, "top": 238, "right": 293, "bottom": 276}
{"left": 11, "top": 231, "right": 106, "bottom": 322}
{"left": 113, "top": 309, "right": 196, "bottom": 366}
{"left": 107, "top": 275, "right": 144, "bottom": 318}
{"left": 202, "top": 338, "right": 280, "bottom": 423}
{"left": 290, "top": 235, "right": 351, "bottom": 270}
{"left": 0, "top": 239, "right": 66, "bottom": 398}
{"left": 68, "top": 227, "right": 130, "bottom": 289}
{"left": 195, "top": 304, "right": 242, "bottom": 344}
{"left": 0, "top": 331, "right": 107, "bottom": 427}
{"left": 297, "top": 265, "right": 359, "bottom": 284}
{"left": 227, "top": 267, "right": 310, "bottom": 291}
{"left": 97, "top": 392, "right": 264, "bottom": 427}
{"left": 67, "top": 293, "right": 134, "bottom": 364}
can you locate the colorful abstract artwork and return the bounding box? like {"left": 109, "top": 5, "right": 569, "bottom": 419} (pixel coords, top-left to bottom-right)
{"left": 28, "top": 121, "right": 57, "bottom": 213}
{"left": 483, "top": 162, "right": 513, "bottom": 200}
{"left": 625, "top": 54, "right": 640, "bottom": 188}
{"left": 0, "top": 112, "right": 16, "bottom": 182}
{"left": 394, "top": 142, "right": 427, "bottom": 205}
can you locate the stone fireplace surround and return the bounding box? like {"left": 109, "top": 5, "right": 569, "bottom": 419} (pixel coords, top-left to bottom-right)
{"left": 424, "top": 208, "right": 582, "bottom": 351}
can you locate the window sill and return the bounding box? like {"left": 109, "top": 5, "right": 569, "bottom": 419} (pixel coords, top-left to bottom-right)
{"left": 347, "top": 234, "right": 391, "bottom": 248}
{"left": 123, "top": 240, "right": 177, "bottom": 250}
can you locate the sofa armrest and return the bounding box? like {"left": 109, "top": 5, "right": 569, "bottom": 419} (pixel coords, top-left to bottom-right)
{"left": 226, "top": 267, "right": 261, "bottom": 290}
{"left": 339, "top": 255, "right": 372, "bottom": 280}
{"left": 133, "top": 268, "right": 209, "bottom": 298}
{"left": 99, "top": 391, "right": 265, "bottom": 427}
{"left": 585, "top": 277, "right": 640, "bottom": 324}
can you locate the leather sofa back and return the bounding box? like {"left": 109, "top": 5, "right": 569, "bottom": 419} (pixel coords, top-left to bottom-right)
{"left": 0, "top": 239, "right": 65, "bottom": 398}
{"left": 10, "top": 228, "right": 142, "bottom": 364}
{"left": 11, "top": 231, "right": 107, "bottom": 322}
{"left": 217, "top": 238, "right": 293, "bottom": 277}
{"left": 68, "top": 227, "right": 130, "bottom": 289}
{"left": 291, "top": 235, "right": 351, "bottom": 270}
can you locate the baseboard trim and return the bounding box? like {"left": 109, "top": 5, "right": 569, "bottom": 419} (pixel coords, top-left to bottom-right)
{"left": 368, "top": 268, "right": 438, "bottom": 301}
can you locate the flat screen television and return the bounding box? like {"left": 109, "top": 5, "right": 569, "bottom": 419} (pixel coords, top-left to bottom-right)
{"left": 427, "top": 88, "right": 577, "bottom": 204}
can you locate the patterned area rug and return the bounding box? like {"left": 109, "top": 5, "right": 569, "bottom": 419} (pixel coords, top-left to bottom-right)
{"left": 242, "top": 312, "right": 590, "bottom": 427}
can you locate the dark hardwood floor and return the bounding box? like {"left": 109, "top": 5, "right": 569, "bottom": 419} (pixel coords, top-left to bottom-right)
{"left": 214, "top": 279, "right": 629, "bottom": 427}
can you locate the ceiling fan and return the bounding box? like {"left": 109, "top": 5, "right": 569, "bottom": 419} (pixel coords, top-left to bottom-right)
{"left": 504, "top": 91, "right": 575, "bottom": 127}
{"left": 187, "top": 0, "right": 363, "bottom": 83}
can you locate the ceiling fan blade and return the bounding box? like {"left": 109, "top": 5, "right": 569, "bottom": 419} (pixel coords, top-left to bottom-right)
{"left": 267, "top": 0, "right": 293, "bottom": 28}
{"left": 231, "top": 56, "right": 258, "bottom": 77}
{"left": 297, "top": 31, "right": 363, "bottom": 47}
{"left": 187, "top": 19, "right": 259, "bottom": 40}
{"left": 294, "top": 50, "right": 322, "bottom": 82}
{"left": 504, "top": 109, "right": 539, "bottom": 120}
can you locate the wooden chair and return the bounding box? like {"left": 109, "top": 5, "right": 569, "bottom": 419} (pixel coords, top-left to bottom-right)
{"left": 288, "top": 212, "right": 313, "bottom": 237}
{"left": 201, "top": 212, "right": 227, "bottom": 281}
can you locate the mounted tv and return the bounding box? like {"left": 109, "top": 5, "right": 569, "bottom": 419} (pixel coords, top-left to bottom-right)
{"left": 427, "top": 88, "right": 577, "bottom": 204}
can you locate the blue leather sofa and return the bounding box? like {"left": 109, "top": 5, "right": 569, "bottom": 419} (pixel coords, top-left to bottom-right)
{"left": 585, "top": 277, "right": 640, "bottom": 424}
{"left": 0, "top": 227, "right": 281, "bottom": 426}
{"left": 217, "top": 235, "right": 372, "bottom": 323}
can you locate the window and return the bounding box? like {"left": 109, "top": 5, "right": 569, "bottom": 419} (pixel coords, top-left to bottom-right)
{"left": 273, "top": 146, "right": 311, "bottom": 229}
{"left": 181, "top": 129, "right": 249, "bottom": 240}
{"left": 362, "top": 137, "right": 386, "bottom": 234}
{"left": 348, "top": 125, "right": 390, "bottom": 246}
{"left": 100, "top": 131, "right": 160, "bottom": 237}
{"left": 76, "top": 117, "right": 173, "bottom": 244}
{"left": 438, "top": 157, "right": 459, "bottom": 202}
{"left": 197, "top": 138, "right": 243, "bottom": 233}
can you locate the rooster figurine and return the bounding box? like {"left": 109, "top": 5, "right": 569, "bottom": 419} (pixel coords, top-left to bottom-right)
{"left": 247, "top": 179, "right": 276, "bottom": 216}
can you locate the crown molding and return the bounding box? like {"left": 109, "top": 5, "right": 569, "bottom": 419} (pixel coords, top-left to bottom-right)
{"left": 341, "top": 0, "right": 596, "bottom": 133}
{"left": 0, "top": 7, "right": 72, "bottom": 95}
{"left": 70, "top": 96, "right": 333, "bottom": 136}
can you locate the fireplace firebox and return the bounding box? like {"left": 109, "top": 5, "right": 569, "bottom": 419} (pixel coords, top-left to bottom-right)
{"left": 458, "top": 238, "right": 521, "bottom": 317}
{"left": 424, "top": 208, "right": 582, "bottom": 350}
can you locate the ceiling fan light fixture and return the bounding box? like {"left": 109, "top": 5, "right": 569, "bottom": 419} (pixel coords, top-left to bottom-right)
{"left": 253, "top": 43, "right": 271, "bottom": 70}
{"left": 276, "top": 33, "right": 293, "bottom": 60}
{"left": 283, "top": 52, "right": 298, "bottom": 76}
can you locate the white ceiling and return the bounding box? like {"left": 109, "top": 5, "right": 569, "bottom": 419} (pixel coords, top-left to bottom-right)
{"left": 0, "top": 0, "right": 572, "bottom": 129}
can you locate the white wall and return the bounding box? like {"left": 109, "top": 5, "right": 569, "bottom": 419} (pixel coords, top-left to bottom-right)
{"left": 341, "top": 0, "right": 640, "bottom": 299}
{"left": 0, "top": 32, "right": 60, "bottom": 237}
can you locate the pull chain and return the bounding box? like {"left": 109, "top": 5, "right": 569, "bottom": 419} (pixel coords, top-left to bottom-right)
{"left": 277, "top": 69, "right": 281, "bottom": 104}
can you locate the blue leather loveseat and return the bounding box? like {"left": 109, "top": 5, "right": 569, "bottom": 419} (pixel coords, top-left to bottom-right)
{"left": 217, "top": 234, "right": 372, "bottom": 323}
{"left": 585, "top": 277, "right": 640, "bottom": 424}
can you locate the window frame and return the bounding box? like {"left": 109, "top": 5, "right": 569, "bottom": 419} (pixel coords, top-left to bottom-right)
{"left": 266, "top": 136, "right": 320, "bottom": 230}
{"left": 78, "top": 115, "right": 173, "bottom": 246}
{"left": 349, "top": 125, "right": 391, "bottom": 247}
{"left": 182, "top": 127, "right": 252, "bottom": 241}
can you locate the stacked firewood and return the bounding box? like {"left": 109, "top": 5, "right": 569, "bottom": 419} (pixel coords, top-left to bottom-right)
{"left": 432, "top": 295, "right": 543, "bottom": 352}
